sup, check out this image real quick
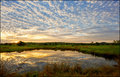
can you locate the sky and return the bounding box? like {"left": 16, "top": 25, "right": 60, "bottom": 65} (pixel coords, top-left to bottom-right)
{"left": 1, "top": 0, "right": 119, "bottom": 43}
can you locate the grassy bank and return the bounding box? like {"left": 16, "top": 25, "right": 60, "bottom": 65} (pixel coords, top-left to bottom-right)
{"left": 23, "top": 62, "right": 120, "bottom": 77}
{"left": 1, "top": 62, "right": 120, "bottom": 77}
{"left": 0, "top": 44, "right": 120, "bottom": 59}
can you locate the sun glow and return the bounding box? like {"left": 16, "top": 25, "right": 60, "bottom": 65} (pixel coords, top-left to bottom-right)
{"left": 14, "top": 41, "right": 19, "bottom": 43}
{"left": 1, "top": 32, "right": 16, "bottom": 39}
{"left": 32, "top": 35, "right": 49, "bottom": 39}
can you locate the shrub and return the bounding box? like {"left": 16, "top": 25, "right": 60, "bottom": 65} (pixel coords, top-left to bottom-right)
{"left": 17, "top": 41, "right": 25, "bottom": 46}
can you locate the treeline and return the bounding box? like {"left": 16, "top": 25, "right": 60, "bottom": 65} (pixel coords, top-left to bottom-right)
{"left": 26, "top": 41, "right": 120, "bottom": 45}
{"left": 0, "top": 40, "right": 120, "bottom": 46}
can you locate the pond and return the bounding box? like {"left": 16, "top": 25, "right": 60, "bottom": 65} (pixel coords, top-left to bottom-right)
{"left": 0, "top": 49, "right": 118, "bottom": 73}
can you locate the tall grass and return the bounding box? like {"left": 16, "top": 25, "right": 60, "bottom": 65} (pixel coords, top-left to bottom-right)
{"left": 1, "top": 62, "right": 119, "bottom": 77}
{"left": 0, "top": 58, "right": 29, "bottom": 77}
{"left": 0, "top": 59, "right": 15, "bottom": 77}
{"left": 40, "top": 63, "right": 120, "bottom": 77}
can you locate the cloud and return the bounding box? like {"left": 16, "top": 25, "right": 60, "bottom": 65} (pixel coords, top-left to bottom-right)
{"left": 1, "top": 1, "right": 119, "bottom": 43}
{"left": 86, "top": 0, "right": 97, "bottom": 4}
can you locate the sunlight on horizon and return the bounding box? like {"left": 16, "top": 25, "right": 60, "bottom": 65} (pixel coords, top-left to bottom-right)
{"left": 1, "top": 0, "right": 119, "bottom": 43}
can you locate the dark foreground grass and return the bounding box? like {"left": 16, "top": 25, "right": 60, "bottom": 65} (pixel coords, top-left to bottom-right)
{"left": 0, "top": 44, "right": 120, "bottom": 59}
{"left": 1, "top": 61, "right": 120, "bottom": 77}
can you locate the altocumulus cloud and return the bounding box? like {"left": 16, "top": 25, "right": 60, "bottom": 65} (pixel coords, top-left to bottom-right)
{"left": 1, "top": 0, "right": 119, "bottom": 43}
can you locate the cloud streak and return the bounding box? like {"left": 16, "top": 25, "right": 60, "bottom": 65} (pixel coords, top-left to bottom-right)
{"left": 1, "top": 0, "right": 119, "bottom": 43}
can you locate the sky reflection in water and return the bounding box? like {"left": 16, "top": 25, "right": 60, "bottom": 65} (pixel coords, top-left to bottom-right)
{"left": 1, "top": 50, "right": 118, "bottom": 73}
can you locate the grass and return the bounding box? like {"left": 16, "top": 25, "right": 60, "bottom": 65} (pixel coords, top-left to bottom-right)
{"left": 0, "top": 44, "right": 120, "bottom": 59}
{"left": 36, "top": 62, "right": 120, "bottom": 77}
{"left": 1, "top": 62, "right": 120, "bottom": 77}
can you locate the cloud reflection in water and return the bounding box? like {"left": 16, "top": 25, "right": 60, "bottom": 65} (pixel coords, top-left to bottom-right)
{"left": 1, "top": 50, "right": 118, "bottom": 73}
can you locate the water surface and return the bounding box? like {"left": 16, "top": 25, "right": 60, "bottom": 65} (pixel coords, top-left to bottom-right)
{"left": 1, "top": 49, "right": 118, "bottom": 73}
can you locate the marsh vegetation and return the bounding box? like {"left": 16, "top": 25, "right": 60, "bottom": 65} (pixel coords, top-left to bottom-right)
{"left": 0, "top": 41, "right": 120, "bottom": 77}
{"left": 0, "top": 60, "right": 120, "bottom": 77}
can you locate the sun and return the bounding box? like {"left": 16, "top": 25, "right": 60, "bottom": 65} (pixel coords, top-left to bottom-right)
{"left": 14, "top": 41, "right": 19, "bottom": 43}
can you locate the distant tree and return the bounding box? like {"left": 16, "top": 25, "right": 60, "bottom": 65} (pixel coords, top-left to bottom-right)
{"left": 91, "top": 41, "right": 94, "bottom": 44}
{"left": 17, "top": 41, "right": 25, "bottom": 46}
{"left": 4, "top": 43, "right": 12, "bottom": 45}
{"left": 113, "top": 40, "right": 117, "bottom": 43}
{"left": 95, "top": 42, "right": 99, "bottom": 45}
{"left": 113, "top": 40, "right": 120, "bottom": 44}
{"left": 101, "top": 42, "right": 106, "bottom": 45}
{"left": 117, "top": 40, "right": 120, "bottom": 43}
